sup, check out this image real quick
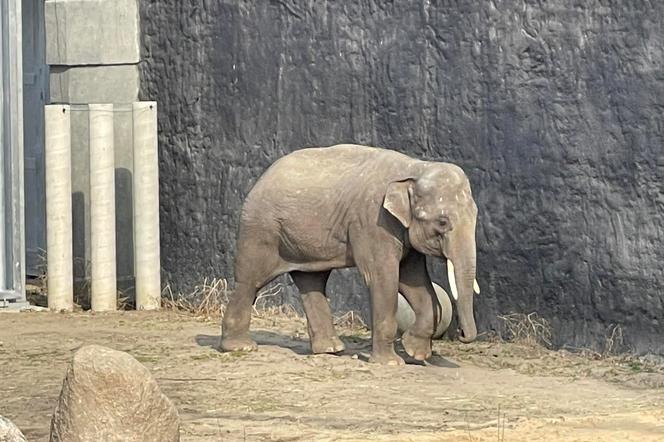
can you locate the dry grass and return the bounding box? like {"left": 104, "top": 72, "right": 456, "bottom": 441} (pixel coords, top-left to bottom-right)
{"left": 162, "top": 277, "right": 230, "bottom": 318}
{"left": 161, "top": 279, "right": 301, "bottom": 320}
{"left": 497, "top": 312, "right": 553, "bottom": 348}
{"left": 497, "top": 313, "right": 628, "bottom": 360}
{"left": 334, "top": 310, "right": 368, "bottom": 329}
{"left": 253, "top": 283, "right": 301, "bottom": 319}
{"left": 602, "top": 324, "right": 624, "bottom": 357}
{"left": 35, "top": 248, "right": 48, "bottom": 290}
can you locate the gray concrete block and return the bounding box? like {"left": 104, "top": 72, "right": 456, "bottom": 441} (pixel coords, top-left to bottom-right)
{"left": 50, "top": 65, "right": 139, "bottom": 104}
{"left": 45, "top": 0, "right": 139, "bottom": 65}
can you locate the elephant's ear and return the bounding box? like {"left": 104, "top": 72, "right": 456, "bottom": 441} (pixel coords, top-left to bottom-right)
{"left": 383, "top": 180, "right": 413, "bottom": 228}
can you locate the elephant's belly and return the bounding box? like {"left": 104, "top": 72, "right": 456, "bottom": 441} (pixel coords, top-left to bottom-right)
{"left": 277, "top": 227, "right": 354, "bottom": 271}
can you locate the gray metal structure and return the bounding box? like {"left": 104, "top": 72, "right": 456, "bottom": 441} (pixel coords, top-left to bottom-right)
{"left": 1, "top": 0, "right": 26, "bottom": 306}
{"left": 22, "top": 0, "right": 47, "bottom": 275}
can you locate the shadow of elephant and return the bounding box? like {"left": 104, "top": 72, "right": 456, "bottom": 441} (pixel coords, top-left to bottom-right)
{"left": 194, "top": 332, "right": 458, "bottom": 368}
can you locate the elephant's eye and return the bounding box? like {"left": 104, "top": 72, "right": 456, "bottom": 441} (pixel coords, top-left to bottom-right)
{"left": 437, "top": 217, "right": 451, "bottom": 231}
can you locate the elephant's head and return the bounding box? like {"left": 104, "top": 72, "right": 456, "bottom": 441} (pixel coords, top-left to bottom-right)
{"left": 383, "top": 163, "right": 479, "bottom": 343}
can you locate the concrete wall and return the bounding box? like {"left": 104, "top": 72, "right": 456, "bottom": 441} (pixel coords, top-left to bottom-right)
{"left": 139, "top": 1, "right": 664, "bottom": 356}
{"left": 46, "top": 0, "right": 140, "bottom": 298}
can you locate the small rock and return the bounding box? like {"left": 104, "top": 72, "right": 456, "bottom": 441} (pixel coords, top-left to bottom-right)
{"left": 50, "top": 345, "right": 180, "bottom": 442}
{"left": 351, "top": 354, "right": 359, "bottom": 359}
{"left": 0, "top": 415, "right": 27, "bottom": 442}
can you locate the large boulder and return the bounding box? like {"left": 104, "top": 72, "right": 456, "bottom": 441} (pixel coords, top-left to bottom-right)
{"left": 50, "top": 345, "right": 180, "bottom": 442}
{"left": 0, "top": 415, "right": 26, "bottom": 442}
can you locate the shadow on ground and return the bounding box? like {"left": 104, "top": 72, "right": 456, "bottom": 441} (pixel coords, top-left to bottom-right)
{"left": 194, "top": 332, "right": 458, "bottom": 368}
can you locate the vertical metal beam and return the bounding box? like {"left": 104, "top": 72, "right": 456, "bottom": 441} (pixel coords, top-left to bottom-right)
{"left": 0, "top": 0, "right": 26, "bottom": 304}
{"left": 0, "top": 0, "right": 6, "bottom": 292}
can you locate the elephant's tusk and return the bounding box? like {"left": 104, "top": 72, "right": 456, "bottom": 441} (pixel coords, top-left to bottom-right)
{"left": 473, "top": 279, "right": 480, "bottom": 295}
{"left": 447, "top": 260, "right": 459, "bottom": 301}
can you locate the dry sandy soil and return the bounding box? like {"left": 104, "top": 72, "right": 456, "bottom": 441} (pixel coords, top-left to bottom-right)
{"left": 1, "top": 310, "right": 663, "bottom": 441}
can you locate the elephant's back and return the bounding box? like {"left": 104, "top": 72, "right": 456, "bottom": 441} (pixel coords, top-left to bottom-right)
{"left": 252, "top": 144, "right": 414, "bottom": 194}
{"left": 242, "top": 145, "right": 416, "bottom": 245}
{"left": 240, "top": 144, "right": 416, "bottom": 229}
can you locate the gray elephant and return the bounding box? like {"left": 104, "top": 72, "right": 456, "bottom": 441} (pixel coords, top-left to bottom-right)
{"left": 221, "top": 144, "right": 480, "bottom": 365}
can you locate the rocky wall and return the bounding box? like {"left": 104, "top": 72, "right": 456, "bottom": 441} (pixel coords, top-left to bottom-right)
{"left": 139, "top": 0, "right": 664, "bottom": 355}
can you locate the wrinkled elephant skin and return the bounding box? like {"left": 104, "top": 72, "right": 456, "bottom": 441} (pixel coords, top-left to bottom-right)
{"left": 221, "top": 145, "right": 479, "bottom": 365}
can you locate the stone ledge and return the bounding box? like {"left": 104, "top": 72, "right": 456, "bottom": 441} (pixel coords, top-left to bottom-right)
{"left": 45, "top": 0, "right": 140, "bottom": 65}
{"left": 50, "top": 65, "right": 139, "bottom": 104}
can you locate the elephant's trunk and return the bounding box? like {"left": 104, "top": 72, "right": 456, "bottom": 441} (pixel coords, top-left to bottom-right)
{"left": 445, "top": 227, "right": 478, "bottom": 344}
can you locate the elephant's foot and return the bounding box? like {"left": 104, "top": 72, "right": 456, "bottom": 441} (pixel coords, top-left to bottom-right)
{"left": 369, "top": 349, "right": 405, "bottom": 366}
{"left": 311, "top": 335, "right": 346, "bottom": 354}
{"left": 220, "top": 334, "right": 257, "bottom": 352}
{"left": 401, "top": 330, "right": 432, "bottom": 361}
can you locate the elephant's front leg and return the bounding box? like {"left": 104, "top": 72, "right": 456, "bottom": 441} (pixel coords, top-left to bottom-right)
{"left": 291, "top": 271, "right": 345, "bottom": 354}
{"left": 364, "top": 262, "right": 404, "bottom": 365}
{"left": 351, "top": 223, "right": 404, "bottom": 365}
{"left": 350, "top": 247, "right": 402, "bottom": 365}
{"left": 398, "top": 251, "right": 438, "bottom": 360}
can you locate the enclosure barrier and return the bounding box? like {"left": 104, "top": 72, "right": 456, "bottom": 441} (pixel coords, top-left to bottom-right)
{"left": 133, "top": 102, "right": 161, "bottom": 310}
{"left": 45, "top": 105, "right": 74, "bottom": 311}
{"left": 89, "top": 104, "right": 117, "bottom": 311}
{"left": 44, "top": 102, "right": 161, "bottom": 312}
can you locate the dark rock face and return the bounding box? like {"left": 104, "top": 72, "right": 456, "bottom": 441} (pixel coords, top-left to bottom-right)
{"left": 140, "top": 1, "right": 664, "bottom": 355}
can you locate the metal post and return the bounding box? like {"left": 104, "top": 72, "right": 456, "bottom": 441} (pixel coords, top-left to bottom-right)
{"left": 0, "top": 0, "right": 26, "bottom": 307}
{"left": 0, "top": 22, "right": 5, "bottom": 291}
{"left": 133, "top": 102, "right": 161, "bottom": 310}
{"left": 89, "top": 104, "right": 116, "bottom": 311}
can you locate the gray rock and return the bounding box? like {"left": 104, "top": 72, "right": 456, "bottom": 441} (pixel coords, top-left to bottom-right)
{"left": 50, "top": 345, "right": 179, "bottom": 442}
{"left": 0, "top": 415, "right": 27, "bottom": 442}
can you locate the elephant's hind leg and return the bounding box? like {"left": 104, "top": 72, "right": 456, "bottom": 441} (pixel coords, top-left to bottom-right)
{"left": 291, "top": 271, "right": 345, "bottom": 354}
{"left": 221, "top": 232, "right": 283, "bottom": 352}
{"left": 220, "top": 280, "right": 260, "bottom": 352}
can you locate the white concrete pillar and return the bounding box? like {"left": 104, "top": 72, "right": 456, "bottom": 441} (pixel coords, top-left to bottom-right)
{"left": 132, "top": 102, "right": 161, "bottom": 310}
{"left": 89, "top": 104, "right": 117, "bottom": 311}
{"left": 45, "top": 105, "right": 74, "bottom": 311}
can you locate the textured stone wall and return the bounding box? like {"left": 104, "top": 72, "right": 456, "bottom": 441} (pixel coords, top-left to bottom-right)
{"left": 139, "top": 0, "right": 664, "bottom": 355}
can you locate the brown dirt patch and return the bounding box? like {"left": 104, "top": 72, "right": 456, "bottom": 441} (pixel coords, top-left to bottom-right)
{"left": 0, "top": 311, "right": 662, "bottom": 441}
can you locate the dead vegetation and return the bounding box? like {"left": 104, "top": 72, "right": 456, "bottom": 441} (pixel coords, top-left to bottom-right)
{"left": 161, "top": 277, "right": 230, "bottom": 318}
{"left": 333, "top": 310, "right": 367, "bottom": 330}
{"left": 435, "top": 314, "right": 664, "bottom": 389}
{"left": 26, "top": 252, "right": 134, "bottom": 311}
{"left": 160, "top": 278, "right": 301, "bottom": 321}
{"left": 497, "top": 312, "right": 553, "bottom": 348}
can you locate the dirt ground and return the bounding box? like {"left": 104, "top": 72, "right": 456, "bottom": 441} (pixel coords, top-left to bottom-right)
{"left": 1, "top": 310, "right": 663, "bottom": 441}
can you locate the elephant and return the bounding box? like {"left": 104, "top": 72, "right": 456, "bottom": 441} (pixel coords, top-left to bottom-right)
{"left": 221, "top": 144, "right": 480, "bottom": 365}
